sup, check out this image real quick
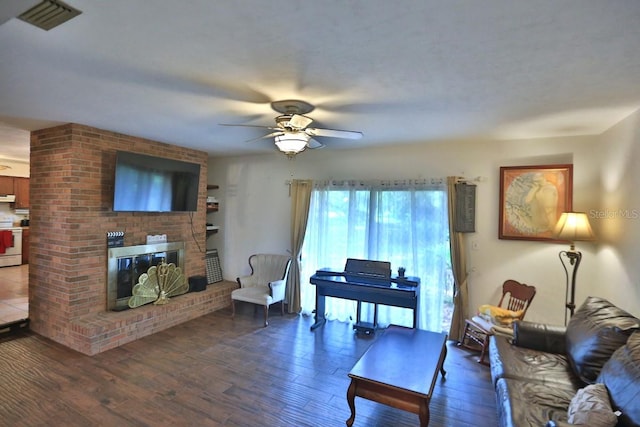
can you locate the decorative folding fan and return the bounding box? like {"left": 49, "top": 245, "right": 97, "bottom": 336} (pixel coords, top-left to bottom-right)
{"left": 154, "top": 262, "right": 189, "bottom": 304}
{"left": 128, "top": 260, "right": 189, "bottom": 308}
{"left": 128, "top": 271, "right": 158, "bottom": 308}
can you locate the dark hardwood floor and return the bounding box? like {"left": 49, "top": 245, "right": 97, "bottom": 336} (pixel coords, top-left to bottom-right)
{"left": 0, "top": 302, "right": 497, "bottom": 426}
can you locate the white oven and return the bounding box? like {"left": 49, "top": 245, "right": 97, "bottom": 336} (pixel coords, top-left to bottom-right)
{"left": 0, "top": 216, "right": 23, "bottom": 267}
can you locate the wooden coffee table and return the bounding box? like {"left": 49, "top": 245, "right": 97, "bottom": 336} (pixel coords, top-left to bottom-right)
{"left": 346, "top": 326, "right": 447, "bottom": 426}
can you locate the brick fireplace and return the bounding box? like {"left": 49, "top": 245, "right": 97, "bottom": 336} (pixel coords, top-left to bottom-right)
{"left": 28, "top": 123, "right": 236, "bottom": 355}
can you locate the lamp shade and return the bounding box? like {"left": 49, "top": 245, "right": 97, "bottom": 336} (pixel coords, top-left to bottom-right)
{"left": 274, "top": 133, "right": 309, "bottom": 157}
{"left": 553, "top": 212, "right": 595, "bottom": 242}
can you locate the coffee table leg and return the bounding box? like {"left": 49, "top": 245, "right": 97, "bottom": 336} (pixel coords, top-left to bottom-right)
{"left": 346, "top": 379, "right": 357, "bottom": 426}
{"left": 418, "top": 400, "right": 430, "bottom": 427}
{"left": 440, "top": 344, "right": 448, "bottom": 378}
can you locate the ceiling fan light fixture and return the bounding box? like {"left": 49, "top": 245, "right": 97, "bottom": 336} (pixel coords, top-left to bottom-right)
{"left": 274, "top": 133, "right": 310, "bottom": 157}
{"left": 222, "top": 99, "right": 361, "bottom": 155}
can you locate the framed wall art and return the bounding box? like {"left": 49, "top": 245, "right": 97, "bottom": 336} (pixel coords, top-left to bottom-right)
{"left": 499, "top": 164, "right": 573, "bottom": 242}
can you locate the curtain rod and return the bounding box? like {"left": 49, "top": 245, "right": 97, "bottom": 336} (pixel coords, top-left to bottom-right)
{"left": 455, "top": 176, "right": 485, "bottom": 184}
{"left": 286, "top": 177, "right": 448, "bottom": 186}
{"left": 286, "top": 176, "right": 486, "bottom": 188}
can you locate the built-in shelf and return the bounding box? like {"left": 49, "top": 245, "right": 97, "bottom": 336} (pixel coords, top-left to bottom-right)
{"left": 206, "top": 184, "right": 219, "bottom": 235}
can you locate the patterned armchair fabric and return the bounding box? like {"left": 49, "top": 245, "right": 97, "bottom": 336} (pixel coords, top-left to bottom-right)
{"left": 232, "top": 254, "right": 291, "bottom": 326}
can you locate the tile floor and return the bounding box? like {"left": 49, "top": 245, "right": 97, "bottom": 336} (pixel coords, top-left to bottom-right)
{"left": 0, "top": 264, "right": 28, "bottom": 324}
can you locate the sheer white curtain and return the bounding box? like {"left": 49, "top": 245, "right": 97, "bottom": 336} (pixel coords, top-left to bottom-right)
{"left": 299, "top": 179, "right": 453, "bottom": 332}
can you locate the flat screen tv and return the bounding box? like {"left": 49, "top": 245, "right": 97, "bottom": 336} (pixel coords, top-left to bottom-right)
{"left": 113, "top": 151, "right": 200, "bottom": 212}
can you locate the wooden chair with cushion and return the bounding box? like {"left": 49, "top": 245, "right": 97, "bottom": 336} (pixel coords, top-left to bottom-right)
{"left": 232, "top": 253, "right": 292, "bottom": 327}
{"left": 459, "top": 279, "right": 537, "bottom": 364}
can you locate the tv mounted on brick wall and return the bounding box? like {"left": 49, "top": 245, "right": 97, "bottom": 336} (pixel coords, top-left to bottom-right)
{"left": 113, "top": 151, "right": 200, "bottom": 212}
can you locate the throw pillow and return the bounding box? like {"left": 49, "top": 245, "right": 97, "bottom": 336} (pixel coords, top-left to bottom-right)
{"left": 567, "top": 383, "right": 618, "bottom": 426}
{"left": 565, "top": 296, "right": 640, "bottom": 383}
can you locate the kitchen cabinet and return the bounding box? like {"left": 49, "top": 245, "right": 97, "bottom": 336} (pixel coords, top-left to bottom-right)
{"left": 0, "top": 176, "right": 29, "bottom": 208}
{"left": 13, "top": 177, "right": 29, "bottom": 209}
{"left": 0, "top": 176, "right": 13, "bottom": 194}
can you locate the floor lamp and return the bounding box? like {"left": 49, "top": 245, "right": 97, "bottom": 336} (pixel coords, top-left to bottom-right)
{"left": 553, "top": 212, "right": 595, "bottom": 325}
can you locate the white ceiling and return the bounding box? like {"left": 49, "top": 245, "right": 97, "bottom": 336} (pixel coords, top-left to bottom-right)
{"left": 1, "top": 0, "right": 640, "bottom": 163}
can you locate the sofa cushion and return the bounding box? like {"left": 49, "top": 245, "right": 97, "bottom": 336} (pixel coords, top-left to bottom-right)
{"left": 567, "top": 383, "right": 618, "bottom": 426}
{"left": 566, "top": 297, "right": 640, "bottom": 384}
{"left": 597, "top": 331, "right": 640, "bottom": 427}
{"left": 513, "top": 320, "right": 567, "bottom": 354}
{"left": 495, "top": 377, "right": 575, "bottom": 427}
{"left": 231, "top": 286, "right": 274, "bottom": 305}
{"left": 489, "top": 335, "right": 583, "bottom": 389}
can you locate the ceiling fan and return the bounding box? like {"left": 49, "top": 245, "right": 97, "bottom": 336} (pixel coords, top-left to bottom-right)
{"left": 221, "top": 99, "right": 363, "bottom": 157}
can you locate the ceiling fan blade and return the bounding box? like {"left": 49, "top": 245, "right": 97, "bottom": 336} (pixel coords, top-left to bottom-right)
{"left": 289, "top": 114, "right": 314, "bottom": 129}
{"left": 306, "top": 127, "right": 363, "bottom": 140}
{"left": 219, "top": 123, "right": 276, "bottom": 130}
{"left": 244, "top": 131, "right": 283, "bottom": 143}
{"left": 307, "top": 138, "right": 325, "bottom": 149}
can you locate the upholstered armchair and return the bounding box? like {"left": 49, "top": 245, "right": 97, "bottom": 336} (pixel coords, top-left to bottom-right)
{"left": 232, "top": 253, "right": 292, "bottom": 327}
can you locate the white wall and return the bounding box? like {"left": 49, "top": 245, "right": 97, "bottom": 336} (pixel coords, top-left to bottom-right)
{"left": 0, "top": 159, "right": 29, "bottom": 177}
{"left": 208, "top": 120, "right": 639, "bottom": 326}
{"left": 594, "top": 110, "right": 640, "bottom": 316}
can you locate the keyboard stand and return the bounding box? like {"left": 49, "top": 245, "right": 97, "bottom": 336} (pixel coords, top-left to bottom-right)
{"left": 354, "top": 301, "right": 378, "bottom": 334}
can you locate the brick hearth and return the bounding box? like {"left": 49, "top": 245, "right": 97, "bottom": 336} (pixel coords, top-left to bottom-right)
{"left": 28, "top": 123, "right": 235, "bottom": 355}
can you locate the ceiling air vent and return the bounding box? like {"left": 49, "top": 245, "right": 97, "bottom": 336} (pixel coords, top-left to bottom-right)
{"left": 18, "top": 0, "right": 81, "bottom": 31}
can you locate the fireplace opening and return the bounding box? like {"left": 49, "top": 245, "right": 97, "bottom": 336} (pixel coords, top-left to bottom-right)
{"left": 116, "top": 252, "right": 179, "bottom": 298}
{"left": 107, "top": 242, "right": 185, "bottom": 311}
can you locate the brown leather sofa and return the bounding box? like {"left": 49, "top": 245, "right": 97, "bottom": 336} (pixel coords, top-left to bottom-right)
{"left": 488, "top": 296, "right": 640, "bottom": 427}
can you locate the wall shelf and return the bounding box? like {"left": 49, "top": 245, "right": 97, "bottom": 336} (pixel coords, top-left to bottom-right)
{"left": 206, "top": 184, "right": 219, "bottom": 235}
